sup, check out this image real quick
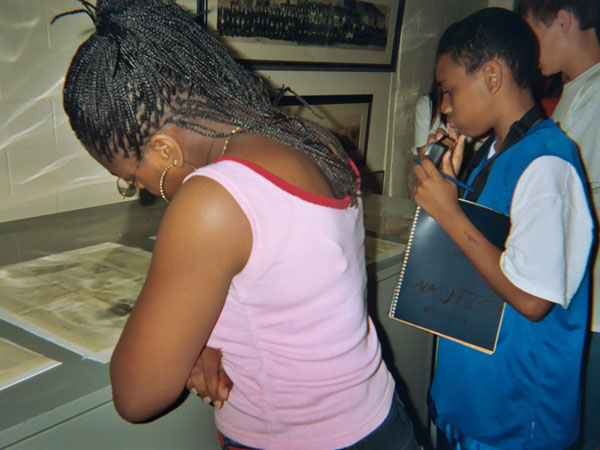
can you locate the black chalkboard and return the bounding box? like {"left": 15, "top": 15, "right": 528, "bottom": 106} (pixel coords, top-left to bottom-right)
{"left": 388, "top": 200, "right": 510, "bottom": 354}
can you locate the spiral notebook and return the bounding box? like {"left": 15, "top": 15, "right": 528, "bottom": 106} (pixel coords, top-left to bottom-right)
{"left": 388, "top": 199, "right": 510, "bottom": 354}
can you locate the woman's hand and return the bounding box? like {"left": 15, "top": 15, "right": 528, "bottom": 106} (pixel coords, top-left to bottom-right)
{"left": 186, "top": 347, "right": 232, "bottom": 409}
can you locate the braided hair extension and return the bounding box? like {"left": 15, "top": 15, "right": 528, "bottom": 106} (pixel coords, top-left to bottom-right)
{"left": 56, "top": 0, "right": 358, "bottom": 202}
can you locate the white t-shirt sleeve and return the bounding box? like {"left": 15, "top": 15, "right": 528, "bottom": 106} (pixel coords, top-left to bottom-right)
{"left": 500, "top": 156, "right": 593, "bottom": 307}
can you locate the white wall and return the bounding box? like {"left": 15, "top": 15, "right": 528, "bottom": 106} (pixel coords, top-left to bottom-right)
{"left": 0, "top": 0, "right": 196, "bottom": 223}
{"left": 0, "top": 0, "right": 397, "bottom": 224}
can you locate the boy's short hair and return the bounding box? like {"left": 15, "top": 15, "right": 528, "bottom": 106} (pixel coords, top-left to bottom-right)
{"left": 436, "top": 8, "right": 539, "bottom": 89}
{"left": 516, "top": 0, "right": 600, "bottom": 30}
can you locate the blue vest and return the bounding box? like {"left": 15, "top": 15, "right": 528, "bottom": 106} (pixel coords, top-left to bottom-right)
{"left": 430, "top": 120, "right": 591, "bottom": 449}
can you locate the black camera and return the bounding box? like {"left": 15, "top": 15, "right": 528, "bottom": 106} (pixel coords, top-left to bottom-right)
{"left": 423, "top": 136, "right": 455, "bottom": 168}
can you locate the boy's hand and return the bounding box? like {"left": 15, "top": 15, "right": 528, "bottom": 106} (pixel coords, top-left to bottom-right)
{"left": 186, "top": 347, "right": 232, "bottom": 409}
{"left": 417, "top": 127, "right": 450, "bottom": 154}
{"left": 413, "top": 134, "right": 466, "bottom": 223}
{"left": 445, "top": 132, "right": 465, "bottom": 176}
{"left": 420, "top": 128, "right": 465, "bottom": 173}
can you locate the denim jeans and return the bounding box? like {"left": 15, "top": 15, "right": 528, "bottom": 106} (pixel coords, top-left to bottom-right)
{"left": 219, "top": 391, "right": 420, "bottom": 450}
{"left": 340, "top": 392, "right": 420, "bottom": 450}
{"left": 218, "top": 431, "right": 257, "bottom": 450}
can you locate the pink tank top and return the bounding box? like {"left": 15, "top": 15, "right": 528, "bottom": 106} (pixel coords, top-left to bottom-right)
{"left": 185, "top": 157, "right": 394, "bottom": 449}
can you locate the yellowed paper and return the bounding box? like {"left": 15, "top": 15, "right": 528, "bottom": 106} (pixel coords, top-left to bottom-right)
{"left": 0, "top": 338, "right": 61, "bottom": 391}
{"left": 0, "top": 243, "right": 151, "bottom": 363}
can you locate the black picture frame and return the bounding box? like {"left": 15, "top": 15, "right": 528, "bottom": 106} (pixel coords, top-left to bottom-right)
{"left": 197, "top": 0, "right": 404, "bottom": 71}
{"left": 278, "top": 94, "right": 372, "bottom": 170}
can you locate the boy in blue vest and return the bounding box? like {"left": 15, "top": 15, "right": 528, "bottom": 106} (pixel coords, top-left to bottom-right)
{"left": 414, "top": 7, "right": 594, "bottom": 449}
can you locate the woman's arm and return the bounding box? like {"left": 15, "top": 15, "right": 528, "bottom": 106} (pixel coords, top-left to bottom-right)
{"left": 413, "top": 144, "right": 554, "bottom": 322}
{"left": 110, "top": 175, "right": 251, "bottom": 423}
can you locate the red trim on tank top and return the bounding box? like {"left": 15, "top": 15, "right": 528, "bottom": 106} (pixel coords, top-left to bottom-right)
{"left": 215, "top": 156, "right": 353, "bottom": 209}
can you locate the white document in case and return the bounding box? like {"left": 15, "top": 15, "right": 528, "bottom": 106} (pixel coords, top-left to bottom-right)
{"left": 0, "top": 338, "right": 61, "bottom": 391}
{"left": 0, "top": 243, "right": 151, "bottom": 363}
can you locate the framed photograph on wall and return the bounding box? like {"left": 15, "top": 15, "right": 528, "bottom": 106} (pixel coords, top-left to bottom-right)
{"left": 278, "top": 94, "right": 372, "bottom": 168}
{"left": 279, "top": 94, "right": 383, "bottom": 193}
{"left": 197, "top": 0, "right": 405, "bottom": 70}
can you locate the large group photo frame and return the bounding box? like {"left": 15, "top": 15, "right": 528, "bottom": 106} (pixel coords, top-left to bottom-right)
{"left": 197, "top": 0, "right": 405, "bottom": 70}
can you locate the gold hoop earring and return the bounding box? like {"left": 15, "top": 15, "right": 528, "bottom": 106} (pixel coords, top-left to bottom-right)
{"left": 158, "top": 160, "right": 198, "bottom": 203}
{"left": 159, "top": 159, "right": 179, "bottom": 203}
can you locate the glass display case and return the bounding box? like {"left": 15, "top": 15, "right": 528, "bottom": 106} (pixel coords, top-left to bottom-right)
{"left": 0, "top": 194, "right": 433, "bottom": 449}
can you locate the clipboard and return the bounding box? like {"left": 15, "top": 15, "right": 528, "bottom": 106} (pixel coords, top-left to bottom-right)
{"left": 388, "top": 199, "right": 510, "bottom": 354}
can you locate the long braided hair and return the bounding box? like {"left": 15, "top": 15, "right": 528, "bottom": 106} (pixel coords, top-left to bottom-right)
{"left": 56, "top": 0, "right": 359, "bottom": 202}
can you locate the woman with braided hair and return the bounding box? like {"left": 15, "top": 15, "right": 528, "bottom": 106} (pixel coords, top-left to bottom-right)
{"left": 57, "top": 1, "right": 419, "bottom": 449}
